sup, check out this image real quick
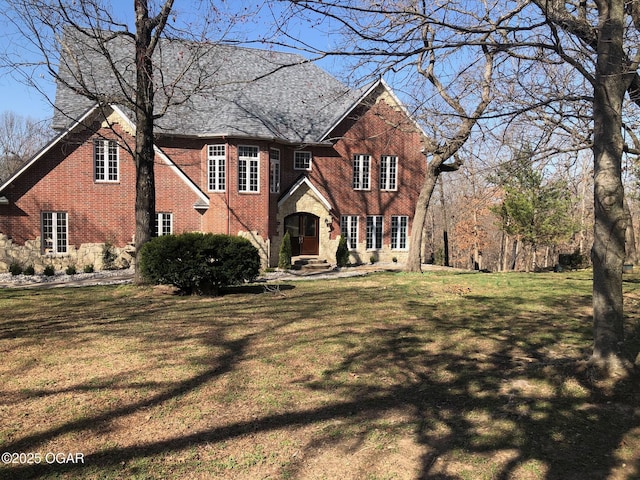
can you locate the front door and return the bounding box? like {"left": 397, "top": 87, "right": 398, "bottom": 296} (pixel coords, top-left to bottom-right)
{"left": 284, "top": 213, "right": 319, "bottom": 256}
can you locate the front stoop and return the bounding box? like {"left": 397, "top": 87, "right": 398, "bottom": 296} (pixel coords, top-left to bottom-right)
{"left": 291, "top": 257, "right": 335, "bottom": 274}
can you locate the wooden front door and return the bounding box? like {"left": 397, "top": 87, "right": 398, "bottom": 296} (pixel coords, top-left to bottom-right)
{"left": 285, "top": 213, "right": 319, "bottom": 256}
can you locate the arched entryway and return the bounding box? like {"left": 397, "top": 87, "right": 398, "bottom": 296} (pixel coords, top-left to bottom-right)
{"left": 284, "top": 213, "right": 319, "bottom": 256}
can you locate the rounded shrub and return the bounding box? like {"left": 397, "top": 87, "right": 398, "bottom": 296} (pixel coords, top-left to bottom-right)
{"left": 139, "top": 233, "right": 260, "bottom": 295}
{"left": 43, "top": 265, "right": 55, "bottom": 276}
{"left": 9, "top": 262, "right": 23, "bottom": 276}
{"left": 65, "top": 265, "right": 77, "bottom": 275}
{"left": 336, "top": 236, "right": 350, "bottom": 267}
{"left": 23, "top": 265, "right": 35, "bottom": 275}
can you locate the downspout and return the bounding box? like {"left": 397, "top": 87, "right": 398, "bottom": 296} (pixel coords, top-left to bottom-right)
{"left": 226, "top": 138, "right": 231, "bottom": 235}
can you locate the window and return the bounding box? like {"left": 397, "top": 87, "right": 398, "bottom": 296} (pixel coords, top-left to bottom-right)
{"left": 391, "top": 215, "right": 408, "bottom": 250}
{"left": 366, "top": 215, "right": 383, "bottom": 250}
{"left": 156, "top": 213, "right": 173, "bottom": 237}
{"left": 340, "top": 215, "right": 359, "bottom": 250}
{"left": 94, "top": 139, "right": 119, "bottom": 182}
{"left": 42, "top": 212, "right": 68, "bottom": 254}
{"left": 380, "top": 155, "right": 398, "bottom": 190}
{"left": 294, "top": 151, "right": 312, "bottom": 170}
{"left": 208, "top": 145, "right": 226, "bottom": 191}
{"left": 353, "top": 154, "right": 370, "bottom": 190}
{"left": 238, "top": 145, "right": 259, "bottom": 192}
{"left": 270, "top": 148, "right": 280, "bottom": 193}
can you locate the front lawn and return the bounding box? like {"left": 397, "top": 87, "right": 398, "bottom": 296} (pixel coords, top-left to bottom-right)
{"left": 0, "top": 270, "right": 638, "bottom": 479}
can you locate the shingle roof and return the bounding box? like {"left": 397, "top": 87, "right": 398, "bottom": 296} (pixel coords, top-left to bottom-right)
{"left": 53, "top": 31, "right": 363, "bottom": 144}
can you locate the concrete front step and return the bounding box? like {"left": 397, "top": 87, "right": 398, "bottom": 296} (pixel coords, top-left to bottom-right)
{"left": 291, "top": 257, "right": 333, "bottom": 272}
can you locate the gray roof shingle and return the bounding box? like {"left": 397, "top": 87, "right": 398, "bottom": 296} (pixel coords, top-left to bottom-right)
{"left": 53, "top": 31, "right": 363, "bottom": 143}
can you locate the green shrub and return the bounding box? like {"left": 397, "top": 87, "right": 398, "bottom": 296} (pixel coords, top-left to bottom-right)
{"left": 23, "top": 265, "right": 35, "bottom": 275}
{"left": 9, "top": 262, "right": 23, "bottom": 276}
{"left": 278, "top": 231, "right": 292, "bottom": 269}
{"left": 83, "top": 264, "right": 95, "bottom": 273}
{"left": 43, "top": 265, "right": 55, "bottom": 276}
{"left": 65, "top": 265, "right": 77, "bottom": 275}
{"left": 139, "top": 233, "right": 261, "bottom": 295}
{"left": 336, "top": 236, "right": 350, "bottom": 267}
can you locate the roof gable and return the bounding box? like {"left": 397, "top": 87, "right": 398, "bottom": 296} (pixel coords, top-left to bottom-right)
{"left": 278, "top": 175, "right": 332, "bottom": 211}
{"left": 1, "top": 105, "right": 209, "bottom": 208}
{"left": 319, "top": 78, "right": 427, "bottom": 142}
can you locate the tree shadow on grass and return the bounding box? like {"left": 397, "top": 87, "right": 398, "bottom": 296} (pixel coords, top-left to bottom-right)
{"left": 0, "top": 277, "right": 638, "bottom": 479}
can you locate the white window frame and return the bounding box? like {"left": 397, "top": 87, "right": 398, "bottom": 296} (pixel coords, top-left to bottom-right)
{"left": 391, "top": 215, "right": 408, "bottom": 250}
{"left": 340, "top": 215, "right": 359, "bottom": 250}
{"left": 156, "top": 212, "right": 173, "bottom": 237}
{"left": 270, "top": 148, "right": 281, "bottom": 193}
{"left": 353, "top": 154, "right": 371, "bottom": 190}
{"left": 380, "top": 155, "right": 398, "bottom": 191}
{"left": 94, "top": 139, "right": 119, "bottom": 182}
{"left": 294, "top": 151, "right": 312, "bottom": 171}
{"left": 238, "top": 145, "right": 260, "bottom": 193}
{"left": 42, "top": 211, "right": 68, "bottom": 254}
{"left": 366, "top": 215, "right": 383, "bottom": 250}
{"left": 207, "top": 145, "right": 226, "bottom": 192}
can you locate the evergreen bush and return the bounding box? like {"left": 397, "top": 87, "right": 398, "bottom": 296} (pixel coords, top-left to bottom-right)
{"left": 336, "top": 236, "right": 350, "bottom": 267}
{"left": 23, "top": 265, "right": 35, "bottom": 275}
{"left": 9, "top": 262, "right": 23, "bottom": 276}
{"left": 65, "top": 265, "right": 77, "bottom": 275}
{"left": 43, "top": 265, "right": 55, "bottom": 276}
{"left": 278, "top": 231, "right": 292, "bottom": 269}
{"left": 139, "top": 233, "right": 260, "bottom": 295}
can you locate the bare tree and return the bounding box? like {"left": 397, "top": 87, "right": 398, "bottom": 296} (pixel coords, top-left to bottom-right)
{"left": 1, "top": 0, "right": 252, "bottom": 283}
{"left": 0, "top": 112, "right": 51, "bottom": 182}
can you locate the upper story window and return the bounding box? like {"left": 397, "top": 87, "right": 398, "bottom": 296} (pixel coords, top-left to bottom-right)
{"left": 353, "top": 154, "right": 371, "bottom": 190}
{"left": 156, "top": 212, "right": 173, "bottom": 237}
{"left": 208, "top": 145, "right": 226, "bottom": 192}
{"left": 270, "top": 148, "right": 280, "bottom": 193}
{"left": 42, "top": 211, "right": 68, "bottom": 254}
{"left": 380, "top": 155, "right": 398, "bottom": 191}
{"left": 238, "top": 145, "right": 259, "bottom": 193}
{"left": 294, "top": 151, "right": 312, "bottom": 171}
{"left": 94, "top": 139, "right": 119, "bottom": 182}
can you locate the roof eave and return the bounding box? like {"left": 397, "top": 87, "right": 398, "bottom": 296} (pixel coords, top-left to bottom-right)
{"left": 0, "top": 104, "right": 101, "bottom": 194}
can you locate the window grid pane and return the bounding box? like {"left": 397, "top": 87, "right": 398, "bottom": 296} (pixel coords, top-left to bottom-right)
{"left": 380, "top": 155, "right": 397, "bottom": 190}
{"left": 107, "top": 141, "right": 119, "bottom": 181}
{"left": 391, "top": 215, "right": 408, "bottom": 250}
{"left": 42, "top": 212, "right": 67, "bottom": 254}
{"left": 294, "top": 151, "right": 312, "bottom": 170}
{"left": 94, "top": 140, "right": 118, "bottom": 182}
{"left": 340, "top": 215, "right": 358, "bottom": 250}
{"left": 366, "top": 215, "right": 383, "bottom": 250}
{"left": 239, "top": 146, "right": 259, "bottom": 192}
{"left": 353, "top": 155, "right": 370, "bottom": 190}
{"left": 156, "top": 213, "right": 173, "bottom": 236}
{"left": 208, "top": 145, "right": 226, "bottom": 191}
{"left": 270, "top": 149, "right": 280, "bottom": 193}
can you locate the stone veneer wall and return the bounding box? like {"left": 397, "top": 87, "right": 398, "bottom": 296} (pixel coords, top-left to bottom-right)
{"left": 272, "top": 185, "right": 338, "bottom": 267}
{"left": 0, "top": 234, "right": 134, "bottom": 273}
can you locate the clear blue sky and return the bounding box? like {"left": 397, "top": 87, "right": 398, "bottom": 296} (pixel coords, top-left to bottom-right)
{"left": 0, "top": 0, "right": 344, "bottom": 122}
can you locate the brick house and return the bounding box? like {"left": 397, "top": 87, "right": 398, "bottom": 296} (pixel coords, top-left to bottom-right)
{"left": 0, "top": 38, "right": 426, "bottom": 271}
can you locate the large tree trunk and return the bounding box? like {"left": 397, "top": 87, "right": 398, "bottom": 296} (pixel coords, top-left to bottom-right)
{"left": 590, "top": 0, "right": 629, "bottom": 375}
{"left": 407, "top": 163, "right": 440, "bottom": 272}
{"left": 133, "top": 0, "right": 157, "bottom": 284}
{"left": 624, "top": 197, "right": 638, "bottom": 264}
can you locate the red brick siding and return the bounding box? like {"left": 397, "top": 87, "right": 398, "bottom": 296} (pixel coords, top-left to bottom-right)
{"left": 0, "top": 123, "right": 202, "bottom": 248}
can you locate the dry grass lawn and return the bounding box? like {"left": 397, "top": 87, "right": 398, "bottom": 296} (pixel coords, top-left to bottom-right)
{"left": 0, "top": 269, "right": 638, "bottom": 479}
